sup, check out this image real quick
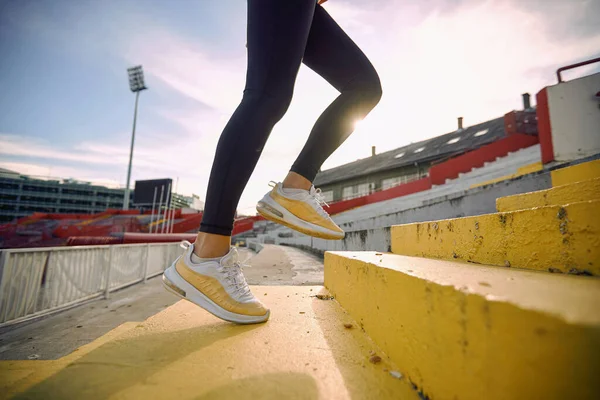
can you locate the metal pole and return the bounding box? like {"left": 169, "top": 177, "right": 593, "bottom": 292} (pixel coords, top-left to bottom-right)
{"left": 123, "top": 90, "right": 140, "bottom": 210}
{"left": 149, "top": 187, "right": 157, "bottom": 234}
{"left": 170, "top": 177, "right": 179, "bottom": 233}
{"left": 156, "top": 185, "right": 164, "bottom": 235}
{"left": 169, "top": 202, "right": 175, "bottom": 234}
{"left": 167, "top": 186, "right": 174, "bottom": 234}
{"left": 162, "top": 183, "right": 171, "bottom": 234}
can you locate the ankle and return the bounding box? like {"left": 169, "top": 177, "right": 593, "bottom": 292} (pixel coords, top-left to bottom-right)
{"left": 282, "top": 171, "right": 312, "bottom": 191}
{"left": 194, "top": 232, "right": 231, "bottom": 258}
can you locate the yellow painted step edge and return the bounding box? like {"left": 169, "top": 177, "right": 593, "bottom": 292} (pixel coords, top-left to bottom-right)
{"left": 391, "top": 200, "right": 600, "bottom": 276}
{"left": 325, "top": 251, "right": 600, "bottom": 400}
{"left": 497, "top": 176, "right": 600, "bottom": 212}
{"left": 471, "top": 161, "right": 543, "bottom": 188}
{"left": 551, "top": 158, "right": 600, "bottom": 187}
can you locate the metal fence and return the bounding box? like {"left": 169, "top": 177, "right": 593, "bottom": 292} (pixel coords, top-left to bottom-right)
{"left": 0, "top": 242, "right": 183, "bottom": 328}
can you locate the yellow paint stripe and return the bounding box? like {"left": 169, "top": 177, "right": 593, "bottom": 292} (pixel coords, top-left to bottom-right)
{"left": 391, "top": 200, "right": 600, "bottom": 275}
{"left": 551, "top": 158, "right": 600, "bottom": 187}
{"left": 0, "top": 322, "right": 139, "bottom": 397}
{"left": 325, "top": 251, "right": 600, "bottom": 400}
{"left": 470, "top": 162, "right": 543, "bottom": 188}
{"left": 497, "top": 177, "right": 600, "bottom": 212}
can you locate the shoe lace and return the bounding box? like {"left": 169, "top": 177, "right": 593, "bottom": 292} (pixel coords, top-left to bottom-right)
{"left": 310, "top": 187, "right": 331, "bottom": 218}
{"left": 182, "top": 240, "right": 252, "bottom": 299}
{"left": 217, "top": 249, "right": 253, "bottom": 298}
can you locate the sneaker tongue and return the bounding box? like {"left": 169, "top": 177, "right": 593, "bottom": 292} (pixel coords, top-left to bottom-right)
{"left": 220, "top": 247, "right": 239, "bottom": 267}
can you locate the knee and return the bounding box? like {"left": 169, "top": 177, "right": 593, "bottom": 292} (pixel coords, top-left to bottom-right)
{"left": 347, "top": 70, "right": 382, "bottom": 110}
{"left": 362, "top": 73, "right": 383, "bottom": 108}
{"left": 241, "top": 90, "right": 293, "bottom": 122}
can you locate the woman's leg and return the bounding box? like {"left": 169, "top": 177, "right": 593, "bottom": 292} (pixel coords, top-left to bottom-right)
{"left": 195, "top": 0, "right": 317, "bottom": 257}
{"left": 254, "top": 4, "right": 381, "bottom": 240}
{"left": 290, "top": 3, "right": 382, "bottom": 183}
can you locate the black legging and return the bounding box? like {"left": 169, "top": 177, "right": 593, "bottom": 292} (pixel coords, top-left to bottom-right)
{"left": 200, "top": 0, "right": 382, "bottom": 236}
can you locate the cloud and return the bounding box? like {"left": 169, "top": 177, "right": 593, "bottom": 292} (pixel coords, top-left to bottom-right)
{"left": 0, "top": 160, "right": 123, "bottom": 188}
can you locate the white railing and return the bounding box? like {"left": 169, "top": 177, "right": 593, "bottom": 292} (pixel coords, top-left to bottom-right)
{"left": 0, "top": 242, "right": 183, "bottom": 328}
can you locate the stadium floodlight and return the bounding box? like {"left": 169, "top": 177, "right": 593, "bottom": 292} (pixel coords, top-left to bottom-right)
{"left": 123, "top": 65, "right": 148, "bottom": 210}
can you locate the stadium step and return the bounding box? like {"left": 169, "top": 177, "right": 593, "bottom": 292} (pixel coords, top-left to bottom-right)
{"left": 497, "top": 176, "right": 600, "bottom": 212}
{"left": 551, "top": 158, "right": 600, "bottom": 187}
{"left": 324, "top": 251, "right": 600, "bottom": 400}
{"left": 390, "top": 200, "right": 599, "bottom": 276}
{"left": 0, "top": 286, "right": 420, "bottom": 400}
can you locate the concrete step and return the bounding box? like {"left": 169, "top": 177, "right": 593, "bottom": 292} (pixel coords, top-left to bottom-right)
{"left": 324, "top": 251, "right": 600, "bottom": 400}
{"left": 0, "top": 321, "right": 139, "bottom": 398}
{"left": 497, "top": 177, "right": 600, "bottom": 212}
{"left": 391, "top": 200, "right": 599, "bottom": 276}
{"left": 551, "top": 158, "right": 600, "bottom": 187}
{"left": 0, "top": 287, "right": 420, "bottom": 400}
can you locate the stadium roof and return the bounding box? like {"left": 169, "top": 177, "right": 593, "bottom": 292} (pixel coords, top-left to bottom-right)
{"left": 314, "top": 116, "right": 507, "bottom": 186}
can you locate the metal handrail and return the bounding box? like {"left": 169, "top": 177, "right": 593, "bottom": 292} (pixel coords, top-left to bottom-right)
{"left": 556, "top": 57, "right": 600, "bottom": 83}
{"left": 0, "top": 241, "right": 182, "bottom": 327}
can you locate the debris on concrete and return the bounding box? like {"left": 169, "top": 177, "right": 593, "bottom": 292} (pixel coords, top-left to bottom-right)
{"left": 389, "top": 370, "right": 403, "bottom": 379}
{"left": 27, "top": 354, "right": 40, "bottom": 360}
{"left": 343, "top": 323, "right": 353, "bottom": 329}
{"left": 315, "top": 293, "right": 334, "bottom": 300}
{"left": 369, "top": 355, "right": 382, "bottom": 364}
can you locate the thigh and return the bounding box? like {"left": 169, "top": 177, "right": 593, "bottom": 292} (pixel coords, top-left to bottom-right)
{"left": 245, "top": 0, "right": 316, "bottom": 97}
{"left": 302, "top": 4, "right": 377, "bottom": 92}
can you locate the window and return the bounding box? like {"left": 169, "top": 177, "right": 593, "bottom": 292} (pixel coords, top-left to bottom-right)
{"left": 446, "top": 137, "right": 460, "bottom": 145}
{"left": 382, "top": 173, "right": 420, "bottom": 190}
{"left": 394, "top": 152, "right": 405, "bottom": 159}
{"left": 474, "top": 128, "right": 489, "bottom": 137}
{"left": 320, "top": 190, "right": 334, "bottom": 203}
{"left": 342, "top": 183, "right": 374, "bottom": 200}
{"left": 414, "top": 147, "right": 425, "bottom": 153}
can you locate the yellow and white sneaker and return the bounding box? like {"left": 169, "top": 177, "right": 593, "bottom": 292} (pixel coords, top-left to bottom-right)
{"left": 256, "top": 181, "right": 345, "bottom": 240}
{"left": 162, "top": 241, "right": 269, "bottom": 324}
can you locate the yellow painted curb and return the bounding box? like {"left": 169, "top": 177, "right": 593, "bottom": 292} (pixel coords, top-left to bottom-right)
{"left": 471, "top": 161, "right": 543, "bottom": 188}
{"left": 552, "top": 158, "right": 600, "bottom": 187}
{"left": 0, "top": 288, "right": 420, "bottom": 400}
{"left": 391, "top": 200, "right": 600, "bottom": 275}
{"left": 497, "top": 177, "right": 600, "bottom": 212}
{"left": 325, "top": 251, "right": 600, "bottom": 400}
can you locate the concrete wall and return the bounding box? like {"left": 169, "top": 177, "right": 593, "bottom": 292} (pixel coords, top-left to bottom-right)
{"left": 547, "top": 72, "right": 600, "bottom": 162}
{"left": 274, "top": 171, "right": 552, "bottom": 255}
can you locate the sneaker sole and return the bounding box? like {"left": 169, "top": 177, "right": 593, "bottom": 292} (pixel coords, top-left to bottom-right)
{"left": 162, "top": 263, "right": 269, "bottom": 325}
{"left": 256, "top": 195, "right": 345, "bottom": 240}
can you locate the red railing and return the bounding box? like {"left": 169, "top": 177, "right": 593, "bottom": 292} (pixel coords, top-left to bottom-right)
{"left": 556, "top": 57, "right": 600, "bottom": 83}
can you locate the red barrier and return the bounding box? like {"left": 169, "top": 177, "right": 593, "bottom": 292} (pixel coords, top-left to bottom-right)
{"left": 535, "top": 87, "right": 554, "bottom": 164}
{"left": 67, "top": 236, "right": 122, "bottom": 246}
{"left": 324, "top": 196, "right": 368, "bottom": 215}
{"left": 428, "top": 133, "right": 539, "bottom": 185}
{"left": 365, "top": 178, "right": 432, "bottom": 204}
{"left": 121, "top": 233, "right": 198, "bottom": 244}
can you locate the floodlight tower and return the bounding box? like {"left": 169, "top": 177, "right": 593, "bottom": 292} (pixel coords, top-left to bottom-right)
{"left": 123, "top": 65, "right": 147, "bottom": 210}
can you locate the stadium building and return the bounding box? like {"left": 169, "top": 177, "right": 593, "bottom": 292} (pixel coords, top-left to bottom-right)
{"left": 0, "top": 168, "right": 132, "bottom": 223}
{"left": 314, "top": 116, "right": 514, "bottom": 202}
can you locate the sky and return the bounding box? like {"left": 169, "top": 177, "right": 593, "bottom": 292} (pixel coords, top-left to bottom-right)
{"left": 1, "top": 0, "right": 599, "bottom": 215}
